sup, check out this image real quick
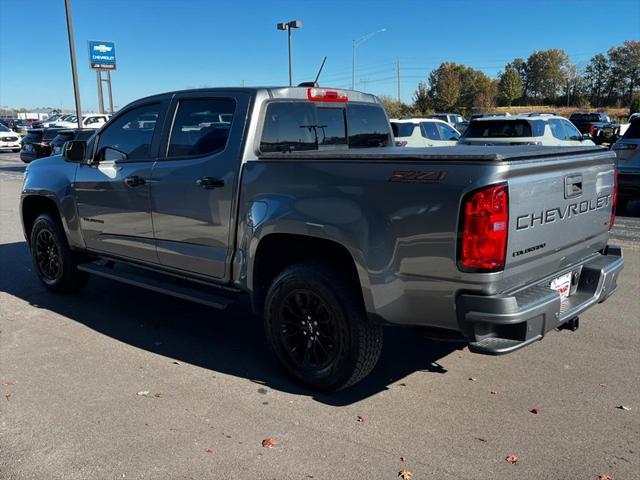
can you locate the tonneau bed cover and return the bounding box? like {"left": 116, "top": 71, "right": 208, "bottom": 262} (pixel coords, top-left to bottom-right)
{"left": 258, "top": 145, "right": 608, "bottom": 162}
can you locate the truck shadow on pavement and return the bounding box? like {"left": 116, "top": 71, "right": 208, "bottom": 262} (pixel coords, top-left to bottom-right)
{"left": 0, "top": 241, "right": 464, "bottom": 406}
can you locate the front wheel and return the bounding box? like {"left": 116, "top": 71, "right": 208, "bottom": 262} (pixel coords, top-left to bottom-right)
{"left": 29, "top": 213, "right": 89, "bottom": 293}
{"left": 264, "top": 262, "right": 383, "bottom": 391}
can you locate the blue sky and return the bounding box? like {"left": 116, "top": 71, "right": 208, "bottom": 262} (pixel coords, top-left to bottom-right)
{"left": 1, "top": 0, "right": 639, "bottom": 111}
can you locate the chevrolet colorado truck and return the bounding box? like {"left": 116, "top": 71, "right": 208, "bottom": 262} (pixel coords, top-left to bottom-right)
{"left": 21, "top": 87, "right": 624, "bottom": 391}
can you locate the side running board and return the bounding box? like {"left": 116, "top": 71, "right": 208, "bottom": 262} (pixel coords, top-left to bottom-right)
{"left": 78, "top": 261, "right": 237, "bottom": 309}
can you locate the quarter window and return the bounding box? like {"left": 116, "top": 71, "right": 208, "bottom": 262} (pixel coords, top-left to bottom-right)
{"left": 168, "top": 98, "right": 235, "bottom": 157}
{"left": 97, "top": 103, "right": 161, "bottom": 160}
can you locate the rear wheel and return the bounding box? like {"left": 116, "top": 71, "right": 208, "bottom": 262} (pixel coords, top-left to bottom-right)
{"left": 30, "top": 213, "right": 89, "bottom": 293}
{"left": 264, "top": 262, "right": 383, "bottom": 391}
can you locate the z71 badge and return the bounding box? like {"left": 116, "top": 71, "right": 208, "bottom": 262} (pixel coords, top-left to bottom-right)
{"left": 389, "top": 170, "right": 448, "bottom": 183}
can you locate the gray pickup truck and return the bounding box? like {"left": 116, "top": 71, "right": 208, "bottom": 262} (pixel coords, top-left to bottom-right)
{"left": 21, "top": 87, "right": 624, "bottom": 391}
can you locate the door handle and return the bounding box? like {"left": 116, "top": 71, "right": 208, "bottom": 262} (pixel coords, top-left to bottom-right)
{"left": 124, "top": 175, "right": 146, "bottom": 187}
{"left": 196, "top": 176, "right": 225, "bottom": 189}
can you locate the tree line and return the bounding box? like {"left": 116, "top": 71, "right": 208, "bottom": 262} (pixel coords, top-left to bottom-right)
{"left": 381, "top": 40, "right": 640, "bottom": 118}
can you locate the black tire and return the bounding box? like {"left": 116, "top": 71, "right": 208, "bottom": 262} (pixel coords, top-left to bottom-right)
{"left": 264, "top": 261, "right": 383, "bottom": 391}
{"left": 12, "top": 149, "right": 20, "bottom": 153}
{"left": 29, "top": 213, "right": 89, "bottom": 293}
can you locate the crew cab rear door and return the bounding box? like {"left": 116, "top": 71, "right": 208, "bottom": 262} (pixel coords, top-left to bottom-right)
{"left": 149, "top": 91, "right": 251, "bottom": 280}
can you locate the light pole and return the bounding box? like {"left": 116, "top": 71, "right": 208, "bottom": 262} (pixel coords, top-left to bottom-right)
{"left": 352, "top": 28, "right": 386, "bottom": 90}
{"left": 64, "top": 0, "right": 82, "bottom": 130}
{"left": 276, "top": 20, "right": 302, "bottom": 86}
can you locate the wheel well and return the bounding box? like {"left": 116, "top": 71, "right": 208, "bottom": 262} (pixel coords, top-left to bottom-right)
{"left": 252, "top": 233, "right": 364, "bottom": 315}
{"left": 22, "top": 196, "right": 61, "bottom": 241}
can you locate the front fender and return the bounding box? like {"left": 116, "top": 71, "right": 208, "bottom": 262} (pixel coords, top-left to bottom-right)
{"left": 21, "top": 156, "right": 84, "bottom": 249}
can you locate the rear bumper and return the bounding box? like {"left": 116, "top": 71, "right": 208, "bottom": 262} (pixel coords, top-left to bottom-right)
{"left": 457, "top": 245, "right": 624, "bottom": 355}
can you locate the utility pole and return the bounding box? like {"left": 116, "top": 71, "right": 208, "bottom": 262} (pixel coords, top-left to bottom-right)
{"left": 64, "top": 0, "right": 82, "bottom": 129}
{"left": 396, "top": 57, "right": 401, "bottom": 103}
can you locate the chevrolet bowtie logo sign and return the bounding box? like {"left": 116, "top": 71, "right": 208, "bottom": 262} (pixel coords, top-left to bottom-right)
{"left": 93, "top": 44, "right": 113, "bottom": 53}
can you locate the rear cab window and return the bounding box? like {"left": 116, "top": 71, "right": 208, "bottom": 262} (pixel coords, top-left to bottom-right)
{"left": 623, "top": 121, "right": 640, "bottom": 139}
{"left": 260, "top": 102, "right": 391, "bottom": 153}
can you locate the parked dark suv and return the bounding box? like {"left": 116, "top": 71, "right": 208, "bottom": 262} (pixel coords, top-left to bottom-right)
{"left": 20, "top": 128, "right": 63, "bottom": 163}
{"left": 568, "top": 112, "right": 619, "bottom": 145}
{"left": 49, "top": 129, "right": 96, "bottom": 156}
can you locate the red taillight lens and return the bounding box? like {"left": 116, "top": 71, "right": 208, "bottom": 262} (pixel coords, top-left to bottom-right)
{"left": 589, "top": 124, "right": 597, "bottom": 135}
{"left": 459, "top": 184, "right": 509, "bottom": 272}
{"left": 307, "top": 88, "right": 348, "bottom": 103}
{"left": 610, "top": 168, "right": 617, "bottom": 230}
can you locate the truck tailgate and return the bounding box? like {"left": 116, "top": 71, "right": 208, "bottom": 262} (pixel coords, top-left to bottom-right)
{"left": 505, "top": 149, "right": 616, "bottom": 287}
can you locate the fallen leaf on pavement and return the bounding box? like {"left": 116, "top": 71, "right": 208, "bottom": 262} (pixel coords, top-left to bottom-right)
{"left": 490, "top": 390, "right": 498, "bottom": 395}
{"left": 154, "top": 393, "right": 161, "bottom": 398}
{"left": 356, "top": 415, "right": 367, "bottom": 423}
{"left": 2, "top": 381, "right": 14, "bottom": 386}
{"left": 599, "top": 383, "right": 608, "bottom": 389}
{"left": 598, "top": 475, "right": 612, "bottom": 480}
{"left": 5, "top": 393, "right": 11, "bottom": 400}
{"left": 262, "top": 438, "right": 277, "bottom": 448}
{"left": 400, "top": 456, "right": 406, "bottom": 462}
{"left": 468, "top": 377, "right": 476, "bottom": 381}
{"left": 529, "top": 408, "right": 539, "bottom": 415}
{"left": 617, "top": 405, "right": 631, "bottom": 411}
{"left": 205, "top": 448, "right": 213, "bottom": 453}
{"left": 505, "top": 454, "right": 519, "bottom": 464}
{"left": 398, "top": 469, "right": 413, "bottom": 479}
{"left": 136, "top": 391, "right": 149, "bottom": 396}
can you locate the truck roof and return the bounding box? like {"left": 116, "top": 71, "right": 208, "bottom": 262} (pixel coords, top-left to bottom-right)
{"left": 129, "top": 86, "right": 380, "bottom": 105}
{"left": 259, "top": 145, "right": 610, "bottom": 162}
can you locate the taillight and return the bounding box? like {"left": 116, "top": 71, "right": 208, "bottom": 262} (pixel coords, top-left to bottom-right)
{"left": 610, "top": 168, "right": 617, "bottom": 230}
{"left": 589, "top": 124, "right": 597, "bottom": 135}
{"left": 307, "top": 88, "right": 348, "bottom": 103}
{"left": 458, "top": 184, "right": 509, "bottom": 272}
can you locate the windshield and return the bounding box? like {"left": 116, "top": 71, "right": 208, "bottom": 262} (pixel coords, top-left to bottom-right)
{"left": 570, "top": 113, "right": 601, "bottom": 122}
{"left": 0, "top": 124, "right": 10, "bottom": 132}
{"left": 463, "top": 120, "right": 538, "bottom": 138}
{"left": 44, "top": 129, "right": 63, "bottom": 140}
{"left": 623, "top": 121, "right": 640, "bottom": 139}
{"left": 51, "top": 132, "right": 75, "bottom": 144}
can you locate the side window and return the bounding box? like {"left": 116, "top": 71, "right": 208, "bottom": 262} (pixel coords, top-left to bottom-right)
{"left": 436, "top": 122, "right": 460, "bottom": 141}
{"left": 562, "top": 120, "right": 582, "bottom": 141}
{"left": 420, "top": 122, "right": 441, "bottom": 141}
{"left": 97, "top": 103, "right": 161, "bottom": 161}
{"left": 168, "top": 98, "right": 235, "bottom": 157}
{"left": 549, "top": 119, "right": 567, "bottom": 140}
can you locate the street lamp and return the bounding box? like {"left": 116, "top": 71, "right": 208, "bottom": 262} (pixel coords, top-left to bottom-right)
{"left": 352, "top": 28, "right": 386, "bottom": 90}
{"left": 276, "top": 20, "right": 302, "bottom": 87}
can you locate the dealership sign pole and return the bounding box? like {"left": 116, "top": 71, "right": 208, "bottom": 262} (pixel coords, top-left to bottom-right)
{"left": 89, "top": 40, "right": 116, "bottom": 114}
{"left": 64, "top": 0, "right": 82, "bottom": 130}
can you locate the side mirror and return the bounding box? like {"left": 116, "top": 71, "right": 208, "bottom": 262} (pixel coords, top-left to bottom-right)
{"left": 62, "top": 140, "right": 87, "bottom": 163}
{"left": 101, "top": 146, "right": 129, "bottom": 162}
{"left": 582, "top": 133, "right": 591, "bottom": 140}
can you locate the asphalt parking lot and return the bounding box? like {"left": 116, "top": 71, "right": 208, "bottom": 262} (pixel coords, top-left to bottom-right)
{"left": 0, "top": 151, "right": 638, "bottom": 480}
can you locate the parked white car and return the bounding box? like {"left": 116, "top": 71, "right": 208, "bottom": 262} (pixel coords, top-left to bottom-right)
{"left": 54, "top": 114, "right": 110, "bottom": 129}
{"left": 390, "top": 118, "right": 461, "bottom": 147}
{"left": 0, "top": 124, "right": 21, "bottom": 152}
{"left": 459, "top": 114, "right": 595, "bottom": 146}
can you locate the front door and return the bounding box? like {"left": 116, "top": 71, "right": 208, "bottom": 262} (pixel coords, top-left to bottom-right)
{"left": 74, "top": 101, "right": 167, "bottom": 263}
{"left": 150, "top": 92, "right": 250, "bottom": 280}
